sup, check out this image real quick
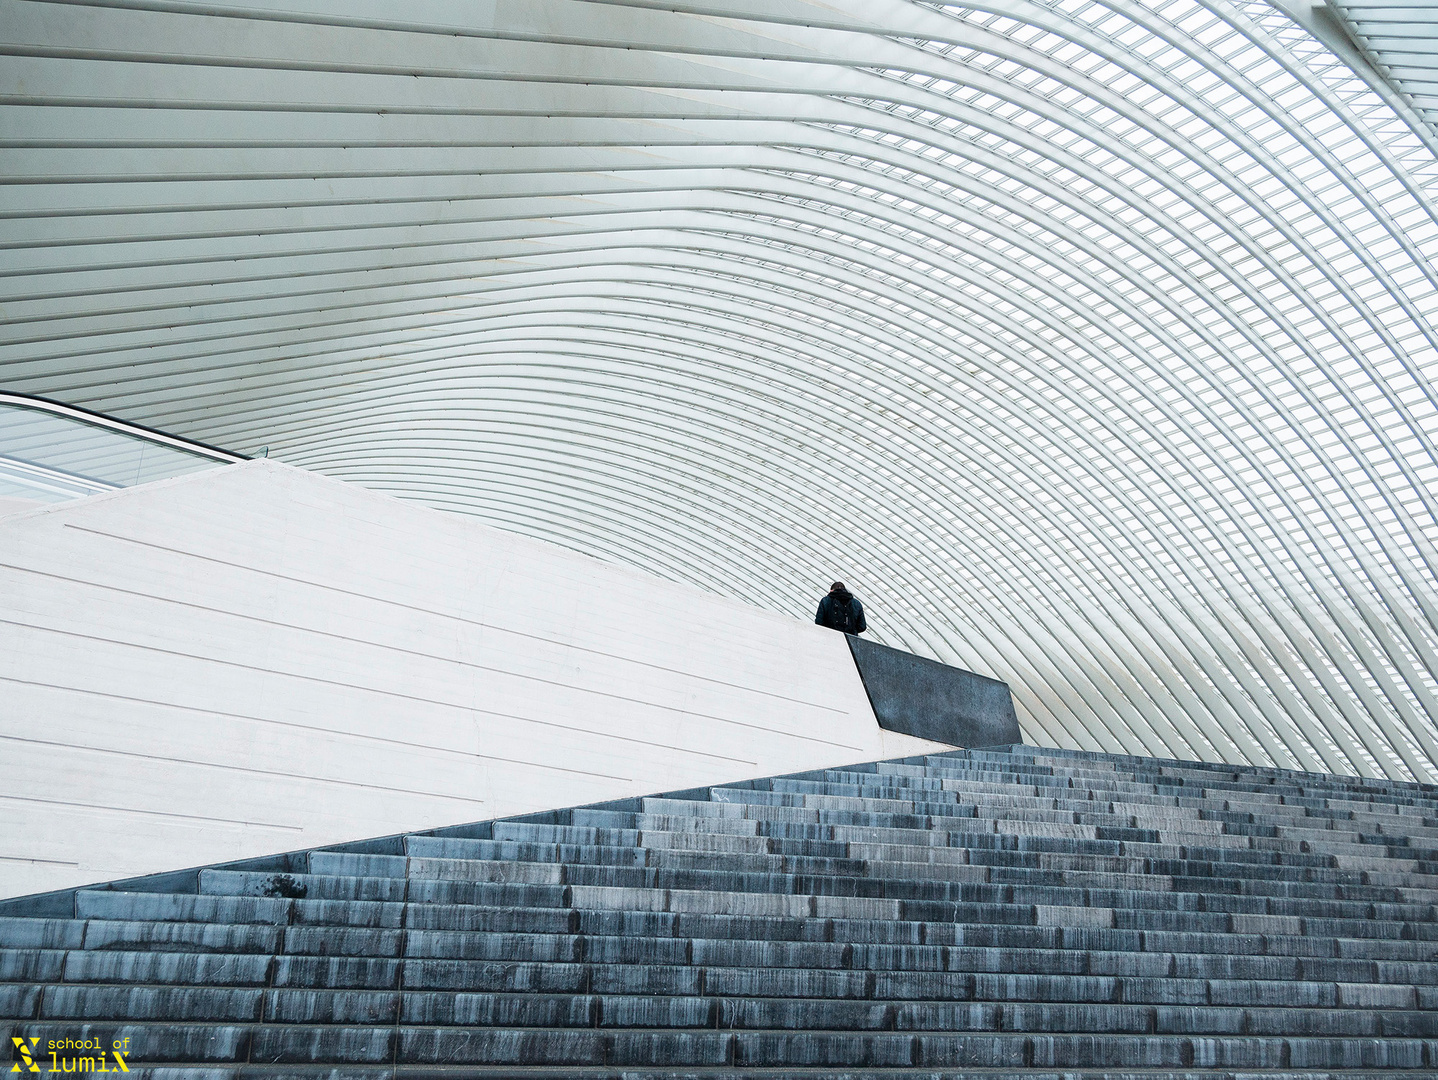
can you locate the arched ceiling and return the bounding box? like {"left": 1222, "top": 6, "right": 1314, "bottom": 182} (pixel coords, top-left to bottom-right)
{"left": 1325, "top": 0, "right": 1438, "bottom": 137}
{"left": 6, "top": 0, "right": 1438, "bottom": 780}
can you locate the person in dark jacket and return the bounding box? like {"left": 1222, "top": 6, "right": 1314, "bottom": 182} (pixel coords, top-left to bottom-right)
{"left": 815, "top": 581, "right": 867, "bottom": 635}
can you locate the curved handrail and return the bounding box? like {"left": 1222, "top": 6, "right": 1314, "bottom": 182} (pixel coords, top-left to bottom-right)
{"left": 0, "top": 392, "right": 248, "bottom": 464}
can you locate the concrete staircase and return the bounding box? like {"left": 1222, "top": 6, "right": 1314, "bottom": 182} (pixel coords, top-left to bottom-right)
{"left": 6, "top": 744, "right": 1438, "bottom": 1077}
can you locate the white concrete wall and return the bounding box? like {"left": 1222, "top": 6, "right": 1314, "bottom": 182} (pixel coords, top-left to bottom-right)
{"left": 0, "top": 461, "right": 951, "bottom": 898}
{"left": 0, "top": 498, "right": 45, "bottom": 518}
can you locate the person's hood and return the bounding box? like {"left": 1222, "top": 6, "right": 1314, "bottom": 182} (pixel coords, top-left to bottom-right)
{"left": 831, "top": 587, "right": 853, "bottom": 603}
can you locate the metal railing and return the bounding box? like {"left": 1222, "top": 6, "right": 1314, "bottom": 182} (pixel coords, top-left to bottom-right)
{"left": 0, "top": 393, "right": 246, "bottom": 504}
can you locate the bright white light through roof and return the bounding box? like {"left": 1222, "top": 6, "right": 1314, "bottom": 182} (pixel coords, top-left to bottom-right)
{"left": 3, "top": 0, "right": 1438, "bottom": 779}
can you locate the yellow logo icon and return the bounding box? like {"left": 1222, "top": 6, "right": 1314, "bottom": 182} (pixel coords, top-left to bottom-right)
{"left": 10, "top": 1037, "right": 39, "bottom": 1073}
{"left": 9, "top": 1037, "right": 127, "bottom": 1073}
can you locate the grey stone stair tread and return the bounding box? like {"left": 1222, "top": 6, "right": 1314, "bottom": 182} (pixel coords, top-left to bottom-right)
{"left": 0, "top": 918, "right": 85, "bottom": 949}
{"left": 488, "top": 819, "right": 1402, "bottom": 868}
{"left": 291, "top": 901, "right": 406, "bottom": 928}
{"left": 14, "top": 959, "right": 1433, "bottom": 1001}
{"left": 39, "top": 985, "right": 264, "bottom": 1021}
{"left": 282, "top": 927, "right": 404, "bottom": 957}
{"left": 48, "top": 899, "right": 1434, "bottom": 964}
{"left": 386, "top": 844, "right": 1438, "bottom": 907}
{"left": 76, "top": 892, "right": 294, "bottom": 925}
{"left": 274, "top": 957, "right": 403, "bottom": 989}
{"left": 11, "top": 744, "right": 1438, "bottom": 1074}
{"left": 389, "top": 930, "right": 1419, "bottom": 981}
{"left": 114, "top": 1071, "right": 1438, "bottom": 1080}
{"left": 79, "top": 921, "right": 284, "bottom": 954}
{"left": 61, "top": 951, "right": 275, "bottom": 986}
{"left": 0, "top": 949, "right": 64, "bottom": 981}
{"left": 413, "top": 1073, "right": 1438, "bottom": 1080}
{"left": 308, "top": 854, "right": 409, "bottom": 878}
{"left": 0, "top": 983, "right": 40, "bottom": 1018}
{"left": 6, "top": 1021, "right": 251, "bottom": 1061}
{"left": 251, "top": 1025, "right": 396, "bottom": 1064}
{"left": 263, "top": 990, "right": 401, "bottom": 1024}
{"left": 401, "top": 835, "right": 1383, "bottom": 884}
{"left": 199, "top": 870, "right": 406, "bottom": 903}
{"left": 376, "top": 859, "right": 1438, "bottom": 923}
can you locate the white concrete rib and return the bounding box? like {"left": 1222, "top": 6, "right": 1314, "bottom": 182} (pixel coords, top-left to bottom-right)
{"left": 3, "top": 0, "right": 1438, "bottom": 779}
{"left": 1326, "top": 0, "right": 1438, "bottom": 138}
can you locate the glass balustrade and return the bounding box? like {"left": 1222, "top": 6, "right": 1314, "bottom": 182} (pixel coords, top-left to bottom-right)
{"left": 0, "top": 394, "right": 245, "bottom": 504}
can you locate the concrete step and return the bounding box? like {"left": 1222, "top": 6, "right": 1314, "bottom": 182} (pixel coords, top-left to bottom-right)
{"left": 8, "top": 743, "right": 1438, "bottom": 1074}
{"left": 6, "top": 1021, "right": 1437, "bottom": 1069}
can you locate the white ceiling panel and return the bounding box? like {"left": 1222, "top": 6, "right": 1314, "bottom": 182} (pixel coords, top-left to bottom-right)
{"left": 5, "top": 0, "right": 1438, "bottom": 778}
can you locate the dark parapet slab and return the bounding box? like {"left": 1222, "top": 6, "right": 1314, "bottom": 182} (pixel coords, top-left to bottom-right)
{"left": 847, "top": 636, "right": 1022, "bottom": 749}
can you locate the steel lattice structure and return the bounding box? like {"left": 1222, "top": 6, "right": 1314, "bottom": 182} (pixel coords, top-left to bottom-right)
{"left": 5, "top": 0, "right": 1438, "bottom": 780}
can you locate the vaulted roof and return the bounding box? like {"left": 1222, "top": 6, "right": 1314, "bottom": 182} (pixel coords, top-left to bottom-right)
{"left": 6, "top": 0, "right": 1438, "bottom": 780}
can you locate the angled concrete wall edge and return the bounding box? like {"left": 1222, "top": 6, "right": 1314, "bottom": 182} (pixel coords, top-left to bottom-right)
{"left": 0, "top": 460, "right": 956, "bottom": 898}
{"left": 0, "top": 748, "right": 986, "bottom": 920}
